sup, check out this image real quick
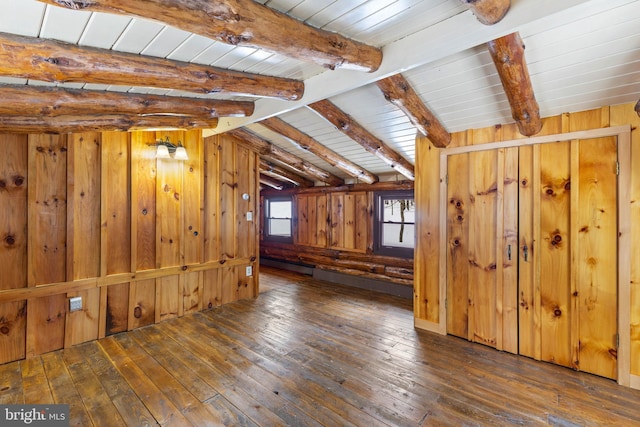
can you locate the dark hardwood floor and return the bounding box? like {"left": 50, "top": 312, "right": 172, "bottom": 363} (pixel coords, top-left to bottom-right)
{"left": 1, "top": 266, "right": 639, "bottom": 426}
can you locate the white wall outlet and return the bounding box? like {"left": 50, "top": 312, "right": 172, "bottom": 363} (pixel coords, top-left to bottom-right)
{"left": 246, "top": 266, "right": 253, "bottom": 277}
{"left": 69, "top": 296, "right": 83, "bottom": 312}
{"left": 246, "top": 211, "right": 253, "bottom": 221}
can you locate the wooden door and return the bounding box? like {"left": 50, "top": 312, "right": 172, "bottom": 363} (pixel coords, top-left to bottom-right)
{"left": 446, "top": 148, "right": 518, "bottom": 352}
{"left": 519, "top": 137, "right": 618, "bottom": 379}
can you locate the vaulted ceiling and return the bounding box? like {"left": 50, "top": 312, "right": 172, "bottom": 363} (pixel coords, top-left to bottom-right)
{"left": 1, "top": 0, "right": 639, "bottom": 188}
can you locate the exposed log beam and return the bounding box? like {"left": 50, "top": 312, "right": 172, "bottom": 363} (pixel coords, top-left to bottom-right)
{"left": 376, "top": 74, "right": 451, "bottom": 148}
{"left": 229, "top": 128, "right": 344, "bottom": 187}
{"left": 460, "top": 0, "right": 510, "bottom": 25}
{"left": 260, "top": 117, "right": 378, "bottom": 184}
{"left": 0, "top": 32, "right": 303, "bottom": 101}
{"left": 635, "top": 99, "right": 640, "bottom": 117}
{"left": 259, "top": 159, "right": 314, "bottom": 188}
{"left": 487, "top": 32, "right": 542, "bottom": 137}
{"left": 0, "top": 84, "right": 253, "bottom": 118}
{"left": 308, "top": 100, "right": 415, "bottom": 180}
{"left": 259, "top": 174, "right": 285, "bottom": 191}
{"left": 0, "top": 115, "right": 218, "bottom": 133}
{"left": 40, "top": 0, "right": 382, "bottom": 73}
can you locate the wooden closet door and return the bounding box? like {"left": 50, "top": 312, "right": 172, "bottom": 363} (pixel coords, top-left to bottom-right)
{"left": 519, "top": 137, "right": 618, "bottom": 379}
{"left": 447, "top": 148, "right": 518, "bottom": 352}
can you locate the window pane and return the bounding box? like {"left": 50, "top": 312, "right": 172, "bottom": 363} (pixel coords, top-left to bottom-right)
{"left": 382, "top": 199, "right": 415, "bottom": 223}
{"left": 382, "top": 223, "right": 415, "bottom": 248}
{"left": 270, "top": 201, "right": 292, "bottom": 219}
{"left": 269, "top": 218, "right": 291, "bottom": 237}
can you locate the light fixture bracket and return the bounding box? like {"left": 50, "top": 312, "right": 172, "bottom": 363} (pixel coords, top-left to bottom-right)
{"left": 148, "top": 136, "right": 188, "bottom": 160}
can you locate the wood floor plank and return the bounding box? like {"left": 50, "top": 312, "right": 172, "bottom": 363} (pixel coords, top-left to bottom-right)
{"left": 62, "top": 344, "right": 128, "bottom": 427}
{"left": 98, "top": 337, "right": 192, "bottom": 426}
{"left": 41, "top": 352, "right": 93, "bottom": 426}
{"left": 1, "top": 266, "right": 639, "bottom": 426}
{"left": 20, "top": 357, "right": 53, "bottom": 404}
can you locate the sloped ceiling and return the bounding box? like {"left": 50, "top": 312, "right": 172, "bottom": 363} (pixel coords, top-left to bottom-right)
{"left": 1, "top": 0, "right": 639, "bottom": 183}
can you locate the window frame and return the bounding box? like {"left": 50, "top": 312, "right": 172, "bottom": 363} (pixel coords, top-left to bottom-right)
{"left": 373, "top": 190, "right": 415, "bottom": 258}
{"left": 263, "top": 195, "right": 294, "bottom": 243}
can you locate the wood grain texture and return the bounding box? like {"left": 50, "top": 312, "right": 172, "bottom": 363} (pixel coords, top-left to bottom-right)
{"left": 376, "top": 73, "right": 451, "bottom": 148}
{"left": 39, "top": 0, "right": 382, "bottom": 72}
{"left": 0, "top": 32, "right": 303, "bottom": 101}
{"left": 128, "top": 279, "right": 156, "bottom": 330}
{"left": 461, "top": 0, "right": 510, "bottom": 25}
{"left": 182, "top": 130, "right": 203, "bottom": 266}
{"left": 220, "top": 136, "right": 237, "bottom": 261}
{"left": 131, "top": 132, "right": 156, "bottom": 271}
{"left": 261, "top": 117, "right": 378, "bottom": 184}
{"left": 3, "top": 267, "right": 639, "bottom": 425}
{"left": 0, "top": 84, "right": 253, "bottom": 118}
{"left": 105, "top": 283, "right": 129, "bottom": 336}
{"left": 487, "top": 32, "right": 542, "bottom": 137}
{"left": 203, "top": 135, "right": 221, "bottom": 263}
{"left": 64, "top": 288, "right": 100, "bottom": 347}
{"left": 260, "top": 158, "right": 314, "bottom": 188}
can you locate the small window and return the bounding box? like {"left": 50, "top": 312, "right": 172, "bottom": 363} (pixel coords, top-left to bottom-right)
{"left": 374, "top": 190, "right": 415, "bottom": 257}
{"left": 264, "top": 196, "right": 293, "bottom": 242}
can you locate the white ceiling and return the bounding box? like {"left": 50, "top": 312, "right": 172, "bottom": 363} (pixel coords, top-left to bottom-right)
{"left": 0, "top": 0, "right": 639, "bottom": 181}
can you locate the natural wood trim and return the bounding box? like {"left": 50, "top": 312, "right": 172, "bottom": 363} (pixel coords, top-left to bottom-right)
{"left": 414, "top": 317, "right": 446, "bottom": 335}
{"left": 309, "top": 100, "right": 415, "bottom": 180}
{"left": 0, "top": 32, "right": 303, "bottom": 101}
{"left": 461, "top": 0, "right": 510, "bottom": 25}
{"left": 631, "top": 375, "right": 640, "bottom": 390}
{"left": 487, "top": 32, "right": 542, "bottom": 137}
{"left": 376, "top": 74, "right": 451, "bottom": 148}
{"left": 441, "top": 125, "right": 631, "bottom": 155}
{"left": 0, "top": 258, "right": 255, "bottom": 304}
{"left": 230, "top": 128, "right": 344, "bottom": 187}
{"left": 260, "top": 180, "right": 413, "bottom": 197}
{"left": 569, "top": 140, "right": 580, "bottom": 370}
{"left": 438, "top": 152, "right": 448, "bottom": 336}
{"left": 259, "top": 158, "right": 314, "bottom": 188}
{"left": 0, "top": 84, "right": 253, "bottom": 118}
{"left": 0, "top": 115, "right": 219, "bottom": 133}
{"left": 314, "top": 264, "right": 412, "bottom": 287}
{"left": 618, "top": 130, "right": 632, "bottom": 387}
{"left": 39, "top": 0, "right": 382, "bottom": 73}
{"left": 260, "top": 117, "right": 378, "bottom": 184}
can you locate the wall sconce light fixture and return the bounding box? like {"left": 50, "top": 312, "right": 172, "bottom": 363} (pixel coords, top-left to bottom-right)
{"left": 149, "top": 136, "right": 188, "bottom": 160}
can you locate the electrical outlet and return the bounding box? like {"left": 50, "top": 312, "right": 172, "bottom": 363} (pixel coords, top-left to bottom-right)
{"left": 246, "top": 211, "right": 253, "bottom": 221}
{"left": 246, "top": 266, "right": 253, "bottom": 277}
{"left": 69, "top": 296, "right": 83, "bottom": 312}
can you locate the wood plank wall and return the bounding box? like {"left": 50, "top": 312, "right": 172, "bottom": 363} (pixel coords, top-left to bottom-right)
{"left": 260, "top": 183, "right": 414, "bottom": 287}
{"left": 0, "top": 130, "right": 259, "bottom": 365}
{"left": 414, "top": 103, "right": 640, "bottom": 383}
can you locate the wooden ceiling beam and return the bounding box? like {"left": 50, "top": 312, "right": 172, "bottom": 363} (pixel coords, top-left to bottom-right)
{"left": 259, "top": 159, "right": 314, "bottom": 188}
{"left": 309, "top": 100, "right": 415, "bottom": 180}
{"left": 0, "top": 32, "right": 303, "bottom": 101}
{"left": 40, "top": 0, "right": 382, "bottom": 73}
{"left": 460, "top": 0, "right": 510, "bottom": 25}
{"left": 259, "top": 174, "right": 286, "bottom": 191}
{"left": 376, "top": 74, "right": 451, "bottom": 148}
{"left": 261, "top": 117, "right": 378, "bottom": 184}
{"left": 0, "top": 84, "right": 253, "bottom": 118}
{"left": 229, "top": 128, "right": 344, "bottom": 187}
{"left": 0, "top": 115, "right": 218, "bottom": 133}
{"left": 487, "top": 32, "right": 542, "bottom": 137}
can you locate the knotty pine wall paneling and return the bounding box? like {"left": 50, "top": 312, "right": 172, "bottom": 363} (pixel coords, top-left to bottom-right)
{"left": 0, "top": 135, "right": 27, "bottom": 364}
{"left": 415, "top": 103, "right": 640, "bottom": 389}
{"left": 0, "top": 129, "right": 259, "bottom": 365}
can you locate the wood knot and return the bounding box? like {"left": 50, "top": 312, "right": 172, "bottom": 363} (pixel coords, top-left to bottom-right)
{"left": 545, "top": 188, "right": 554, "bottom": 196}
{"left": 453, "top": 239, "right": 461, "bottom": 246}
{"left": 250, "top": 256, "right": 256, "bottom": 262}
{"left": 564, "top": 181, "right": 571, "bottom": 191}
{"left": 133, "top": 306, "right": 142, "bottom": 319}
{"left": 13, "top": 175, "right": 25, "bottom": 186}
{"left": 141, "top": 208, "right": 148, "bottom": 215}
{"left": 521, "top": 179, "right": 528, "bottom": 187}
{"left": 457, "top": 215, "right": 463, "bottom": 222}
{"left": 4, "top": 234, "right": 16, "bottom": 246}
{"left": 219, "top": 259, "right": 226, "bottom": 264}
{"left": 174, "top": 192, "right": 180, "bottom": 201}
{"left": 182, "top": 265, "right": 188, "bottom": 271}
{"left": 208, "top": 302, "right": 213, "bottom": 309}
{"left": 0, "top": 180, "right": 5, "bottom": 189}
{"left": 553, "top": 307, "right": 562, "bottom": 317}
{"left": 0, "top": 326, "right": 9, "bottom": 335}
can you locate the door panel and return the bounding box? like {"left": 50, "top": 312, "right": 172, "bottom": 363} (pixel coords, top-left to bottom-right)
{"left": 576, "top": 137, "right": 618, "bottom": 378}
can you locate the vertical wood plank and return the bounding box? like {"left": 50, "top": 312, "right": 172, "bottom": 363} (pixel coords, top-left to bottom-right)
{"left": 106, "top": 283, "right": 129, "bottom": 336}
{"left": 221, "top": 266, "right": 238, "bottom": 305}
{"left": 183, "top": 272, "right": 203, "bottom": 315}
{"left": 131, "top": 131, "right": 157, "bottom": 271}
{"left": 156, "top": 275, "right": 180, "bottom": 322}
{"left": 539, "top": 141, "right": 572, "bottom": 367}
{"left": 343, "top": 193, "right": 356, "bottom": 250}
{"left": 128, "top": 279, "right": 156, "bottom": 330}
{"left": 183, "top": 130, "right": 203, "bottom": 265}
{"left": 220, "top": 136, "right": 236, "bottom": 261}
{"left": 27, "top": 134, "right": 67, "bottom": 357}
{"left": 576, "top": 136, "right": 618, "bottom": 379}
{"left": 236, "top": 144, "right": 250, "bottom": 260}
{"left": 446, "top": 149, "right": 470, "bottom": 339}
{"left": 64, "top": 288, "right": 100, "bottom": 347}
{"left": 330, "top": 193, "right": 344, "bottom": 248}
{"left": 0, "top": 134, "right": 28, "bottom": 364}
{"left": 502, "top": 146, "right": 519, "bottom": 354}
{"left": 296, "top": 195, "right": 309, "bottom": 245}
{"left": 202, "top": 269, "right": 221, "bottom": 310}
{"left": 355, "top": 192, "right": 368, "bottom": 252}
{"left": 316, "top": 194, "right": 328, "bottom": 248}
{"left": 204, "top": 135, "right": 220, "bottom": 262}
{"left": 156, "top": 131, "right": 183, "bottom": 269}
